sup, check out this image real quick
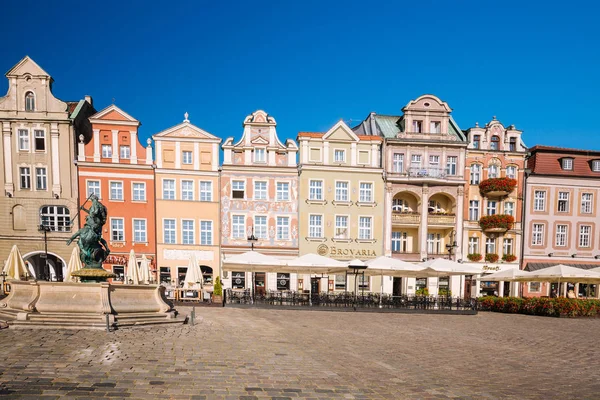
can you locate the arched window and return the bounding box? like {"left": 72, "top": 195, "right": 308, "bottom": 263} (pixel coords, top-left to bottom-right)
{"left": 488, "top": 165, "right": 499, "bottom": 179}
{"left": 40, "top": 206, "right": 70, "bottom": 232}
{"left": 428, "top": 200, "right": 443, "bottom": 214}
{"left": 490, "top": 135, "right": 500, "bottom": 150}
{"left": 392, "top": 198, "right": 408, "bottom": 212}
{"left": 25, "top": 92, "right": 35, "bottom": 112}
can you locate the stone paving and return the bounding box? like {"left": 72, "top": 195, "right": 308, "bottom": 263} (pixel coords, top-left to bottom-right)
{"left": 1, "top": 307, "right": 599, "bottom": 399}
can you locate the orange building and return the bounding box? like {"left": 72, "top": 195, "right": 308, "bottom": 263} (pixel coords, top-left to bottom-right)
{"left": 76, "top": 105, "right": 155, "bottom": 281}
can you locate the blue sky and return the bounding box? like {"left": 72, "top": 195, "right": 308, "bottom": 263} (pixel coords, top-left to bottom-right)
{"left": 1, "top": 0, "right": 598, "bottom": 149}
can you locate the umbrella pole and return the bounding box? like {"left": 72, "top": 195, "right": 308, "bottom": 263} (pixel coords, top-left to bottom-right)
{"left": 308, "top": 271, "right": 312, "bottom": 306}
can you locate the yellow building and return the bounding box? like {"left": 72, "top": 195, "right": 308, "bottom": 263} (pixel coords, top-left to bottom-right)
{"left": 153, "top": 113, "right": 221, "bottom": 287}
{"left": 297, "top": 121, "right": 384, "bottom": 294}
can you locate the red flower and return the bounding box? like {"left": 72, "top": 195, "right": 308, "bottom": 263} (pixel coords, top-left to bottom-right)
{"left": 479, "top": 177, "right": 517, "bottom": 194}
{"left": 479, "top": 214, "right": 515, "bottom": 230}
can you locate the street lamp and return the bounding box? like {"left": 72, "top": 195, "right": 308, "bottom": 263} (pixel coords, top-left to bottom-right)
{"left": 247, "top": 227, "right": 258, "bottom": 304}
{"left": 38, "top": 224, "right": 51, "bottom": 281}
{"left": 445, "top": 229, "right": 458, "bottom": 261}
{"left": 348, "top": 264, "right": 368, "bottom": 305}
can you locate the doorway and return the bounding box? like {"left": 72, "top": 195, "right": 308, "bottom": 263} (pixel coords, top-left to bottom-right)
{"left": 23, "top": 252, "right": 65, "bottom": 281}
{"left": 255, "top": 272, "right": 266, "bottom": 296}
{"left": 393, "top": 277, "right": 402, "bottom": 296}
{"left": 311, "top": 277, "right": 320, "bottom": 294}
{"left": 464, "top": 275, "right": 473, "bottom": 300}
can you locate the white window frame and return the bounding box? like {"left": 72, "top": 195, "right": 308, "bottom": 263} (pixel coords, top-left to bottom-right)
{"left": 446, "top": 156, "right": 457, "bottom": 176}
{"left": 110, "top": 217, "right": 125, "bottom": 242}
{"left": 504, "top": 201, "right": 515, "bottom": 217}
{"left": 592, "top": 160, "right": 600, "bottom": 172}
{"left": 506, "top": 166, "right": 517, "bottom": 179}
{"left": 181, "top": 219, "right": 195, "bottom": 245}
{"left": 253, "top": 180, "right": 268, "bottom": 201}
{"left": 470, "top": 164, "right": 481, "bottom": 185}
{"left": 485, "top": 238, "right": 496, "bottom": 255}
{"left": 110, "top": 181, "right": 124, "bottom": 201}
{"left": 486, "top": 200, "right": 497, "bottom": 216}
{"left": 162, "top": 179, "right": 176, "bottom": 200}
{"left": 34, "top": 129, "right": 46, "bottom": 152}
{"left": 254, "top": 148, "right": 266, "bottom": 163}
{"left": 309, "top": 180, "right": 323, "bottom": 201}
{"left": 19, "top": 166, "right": 31, "bottom": 190}
{"left": 120, "top": 145, "right": 130, "bottom": 159}
{"left": 392, "top": 153, "right": 404, "bottom": 173}
{"left": 488, "top": 165, "right": 499, "bottom": 179}
{"left": 557, "top": 192, "right": 569, "bottom": 213}
{"left": 35, "top": 167, "right": 47, "bottom": 190}
{"left": 556, "top": 224, "right": 567, "bottom": 247}
{"left": 181, "top": 180, "right": 194, "bottom": 201}
{"left": 562, "top": 158, "right": 573, "bottom": 170}
{"left": 579, "top": 225, "right": 591, "bottom": 248}
{"left": 102, "top": 144, "right": 112, "bottom": 158}
{"left": 308, "top": 214, "right": 323, "bottom": 238}
{"left": 334, "top": 149, "right": 346, "bottom": 163}
{"left": 581, "top": 193, "right": 593, "bottom": 214}
{"left": 276, "top": 181, "right": 289, "bottom": 201}
{"left": 199, "top": 181, "right": 213, "bottom": 202}
{"left": 132, "top": 182, "right": 146, "bottom": 202}
{"left": 254, "top": 215, "right": 268, "bottom": 239}
{"left": 231, "top": 180, "right": 245, "bottom": 199}
{"left": 359, "top": 182, "right": 373, "bottom": 203}
{"left": 358, "top": 216, "right": 372, "bottom": 240}
{"left": 182, "top": 150, "right": 193, "bottom": 165}
{"left": 468, "top": 237, "right": 479, "bottom": 254}
{"left": 200, "top": 220, "right": 213, "bottom": 245}
{"left": 334, "top": 215, "right": 349, "bottom": 239}
{"left": 503, "top": 238, "right": 513, "bottom": 256}
{"left": 532, "top": 223, "right": 545, "bottom": 246}
{"left": 334, "top": 181, "right": 349, "bottom": 202}
{"left": 18, "top": 129, "right": 30, "bottom": 152}
{"left": 132, "top": 218, "right": 147, "bottom": 243}
{"left": 232, "top": 215, "right": 246, "bottom": 239}
{"left": 469, "top": 200, "right": 479, "bottom": 221}
{"left": 163, "top": 219, "right": 176, "bottom": 244}
{"left": 86, "top": 180, "right": 101, "bottom": 199}
{"left": 276, "top": 216, "right": 290, "bottom": 240}
{"left": 533, "top": 190, "right": 546, "bottom": 212}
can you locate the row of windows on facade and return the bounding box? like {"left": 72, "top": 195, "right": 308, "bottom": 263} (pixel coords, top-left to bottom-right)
{"left": 467, "top": 200, "right": 516, "bottom": 220}
{"left": 390, "top": 233, "right": 516, "bottom": 257}
{"left": 87, "top": 181, "right": 149, "bottom": 202}
{"left": 229, "top": 181, "right": 291, "bottom": 201}
{"left": 228, "top": 272, "right": 375, "bottom": 291}
{"left": 18, "top": 166, "right": 48, "bottom": 190}
{"left": 229, "top": 216, "right": 292, "bottom": 241}
{"left": 468, "top": 164, "right": 518, "bottom": 185}
{"left": 390, "top": 154, "right": 459, "bottom": 176}
{"left": 109, "top": 218, "right": 214, "bottom": 245}
{"left": 471, "top": 135, "right": 518, "bottom": 152}
{"left": 533, "top": 190, "right": 595, "bottom": 214}
{"left": 306, "top": 181, "right": 375, "bottom": 203}
{"left": 100, "top": 144, "right": 132, "bottom": 159}
{"left": 308, "top": 147, "right": 373, "bottom": 165}
{"left": 392, "top": 199, "right": 458, "bottom": 214}
{"left": 17, "top": 129, "right": 46, "bottom": 152}
{"left": 531, "top": 223, "right": 596, "bottom": 248}
{"left": 108, "top": 218, "right": 148, "bottom": 243}
{"left": 560, "top": 157, "right": 600, "bottom": 172}
{"left": 38, "top": 206, "right": 70, "bottom": 232}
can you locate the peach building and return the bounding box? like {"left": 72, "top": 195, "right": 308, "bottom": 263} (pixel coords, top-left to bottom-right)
{"left": 76, "top": 105, "right": 155, "bottom": 281}
{"left": 354, "top": 94, "right": 468, "bottom": 297}
{"left": 220, "top": 110, "right": 298, "bottom": 292}
{"left": 522, "top": 146, "right": 600, "bottom": 297}
{"left": 463, "top": 118, "right": 527, "bottom": 297}
{"left": 152, "top": 113, "right": 221, "bottom": 287}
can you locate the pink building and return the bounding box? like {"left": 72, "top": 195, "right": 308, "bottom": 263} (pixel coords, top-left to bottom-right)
{"left": 522, "top": 146, "right": 600, "bottom": 297}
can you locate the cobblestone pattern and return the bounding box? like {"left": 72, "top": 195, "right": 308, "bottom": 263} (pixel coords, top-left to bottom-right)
{"left": 1, "top": 308, "right": 599, "bottom": 399}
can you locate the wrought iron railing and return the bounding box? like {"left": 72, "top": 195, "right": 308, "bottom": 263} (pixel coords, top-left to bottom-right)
{"left": 408, "top": 167, "right": 448, "bottom": 178}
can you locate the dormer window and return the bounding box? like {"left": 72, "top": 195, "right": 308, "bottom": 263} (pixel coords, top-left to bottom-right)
{"left": 592, "top": 160, "right": 600, "bottom": 172}
{"left": 254, "top": 148, "right": 266, "bottom": 163}
{"left": 490, "top": 135, "right": 500, "bottom": 151}
{"left": 473, "top": 135, "right": 480, "bottom": 149}
{"left": 430, "top": 121, "right": 441, "bottom": 134}
{"left": 561, "top": 158, "right": 574, "bottom": 170}
{"left": 509, "top": 137, "right": 517, "bottom": 152}
{"left": 412, "top": 120, "right": 423, "bottom": 133}
{"left": 25, "top": 92, "right": 35, "bottom": 112}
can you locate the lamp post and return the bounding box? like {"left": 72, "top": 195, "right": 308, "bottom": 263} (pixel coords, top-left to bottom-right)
{"left": 247, "top": 227, "right": 258, "bottom": 304}
{"left": 38, "top": 224, "right": 51, "bottom": 281}
{"left": 0, "top": 270, "right": 7, "bottom": 296}
{"left": 445, "top": 229, "right": 458, "bottom": 261}
{"left": 348, "top": 264, "right": 367, "bottom": 306}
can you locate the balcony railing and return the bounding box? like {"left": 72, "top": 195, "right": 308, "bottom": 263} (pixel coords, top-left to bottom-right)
{"left": 391, "top": 213, "right": 421, "bottom": 224}
{"left": 408, "top": 167, "right": 448, "bottom": 179}
{"left": 427, "top": 215, "right": 456, "bottom": 225}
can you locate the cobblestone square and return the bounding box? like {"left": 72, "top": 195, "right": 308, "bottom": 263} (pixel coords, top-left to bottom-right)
{"left": 1, "top": 308, "right": 599, "bottom": 399}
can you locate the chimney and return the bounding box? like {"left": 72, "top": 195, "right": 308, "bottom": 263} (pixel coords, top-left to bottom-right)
{"left": 84, "top": 95, "right": 93, "bottom": 107}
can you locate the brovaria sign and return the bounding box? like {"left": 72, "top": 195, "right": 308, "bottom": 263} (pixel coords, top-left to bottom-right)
{"left": 317, "top": 244, "right": 376, "bottom": 259}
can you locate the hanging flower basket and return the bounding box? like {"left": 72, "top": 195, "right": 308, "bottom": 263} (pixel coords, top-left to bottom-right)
{"left": 479, "top": 214, "right": 514, "bottom": 232}
{"left": 479, "top": 177, "right": 517, "bottom": 197}
{"left": 485, "top": 253, "right": 499, "bottom": 263}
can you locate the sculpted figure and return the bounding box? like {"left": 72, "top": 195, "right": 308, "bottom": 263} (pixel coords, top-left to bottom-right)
{"left": 67, "top": 195, "right": 110, "bottom": 268}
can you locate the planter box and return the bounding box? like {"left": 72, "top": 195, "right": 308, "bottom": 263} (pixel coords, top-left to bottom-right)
{"left": 483, "top": 227, "right": 508, "bottom": 233}
{"left": 485, "top": 190, "right": 509, "bottom": 197}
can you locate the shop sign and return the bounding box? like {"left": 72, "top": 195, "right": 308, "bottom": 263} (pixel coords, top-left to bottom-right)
{"left": 105, "top": 255, "right": 127, "bottom": 265}
{"left": 317, "top": 244, "right": 377, "bottom": 259}
{"left": 482, "top": 265, "right": 500, "bottom": 272}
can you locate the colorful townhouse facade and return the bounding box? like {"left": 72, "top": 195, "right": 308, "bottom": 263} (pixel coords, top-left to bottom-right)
{"left": 220, "top": 110, "right": 299, "bottom": 293}
{"left": 153, "top": 113, "right": 221, "bottom": 287}
{"left": 522, "top": 146, "right": 600, "bottom": 297}
{"left": 297, "top": 121, "right": 384, "bottom": 294}
{"left": 353, "top": 94, "right": 468, "bottom": 297}
{"left": 76, "top": 104, "right": 155, "bottom": 281}
{"left": 0, "top": 56, "right": 95, "bottom": 281}
{"left": 462, "top": 118, "right": 527, "bottom": 297}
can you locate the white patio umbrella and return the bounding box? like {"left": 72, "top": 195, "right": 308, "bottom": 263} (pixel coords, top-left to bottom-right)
{"left": 478, "top": 268, "right": 531, "bottom": 282}
{"left": 3, "top": 245, "right": 28, "bottom": 280}
{"left": 139, "top": 255, "right": 151, "bottom": 284}
{"left": 365, "top": 256, "right": 424, "bottom": 306}
{"left": 183, "top": 253, "right": 203, "bottom": 289}
{"left": 65, "top": 246, "right": 83, "bottom": 282}
{"left": 285, "top": 253, "right": 346, "bottom": 305}
{"left": 222, "top": 251, "right": 284, "bottom": 303}
{"left": 125, "top": 250, "right": 140, "bottom": 285}
{"left": 418, "top": 258, "right": 483, "bottom": 297}
{"left": 513, "top": 264, "right": 600, "bottom": 297}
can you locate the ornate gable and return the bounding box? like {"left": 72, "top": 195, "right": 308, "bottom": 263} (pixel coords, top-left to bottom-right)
{"left": 5, "top": 56, "right": 50, "bottom": 78}
{"left": 153, "top": 113, "right": 220, "bottom": 141}
{"left": 91, "top": 104, "right": 138, "bottom": 122}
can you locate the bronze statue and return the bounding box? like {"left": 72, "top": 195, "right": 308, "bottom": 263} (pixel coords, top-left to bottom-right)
{"left": 67, "top": 195, "right": 110, "bottom": 269}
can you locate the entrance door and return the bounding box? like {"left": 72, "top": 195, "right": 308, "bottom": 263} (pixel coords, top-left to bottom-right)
{"left": 311, "top": 277, "right": 320, "bottom": 293}
{"left": 393, "top": 277, "right": 402, "bottom": 296}
{"left": 464, "top": 276, "right": 472, "bottom": 300}
{"left": 503, "top": 281, "right": 511, "bottom": 297}
{"left": 255, "top": 272, "right": 266, "bottom": 296}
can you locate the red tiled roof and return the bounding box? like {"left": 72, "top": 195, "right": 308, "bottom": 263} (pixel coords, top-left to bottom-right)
{"left": 297, "top": 132, "right": 323, "bottom": 138}
{"left": 528, "top": 146, "right": 600, "bottom": 177}
{"left": 67, "top": 101, "right": 79, "bottom": 114}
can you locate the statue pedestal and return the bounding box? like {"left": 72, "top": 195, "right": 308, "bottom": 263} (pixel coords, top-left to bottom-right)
{"left": 71, "top": 268, "right": 116, "bottom": 283}
{"left": 0, "top": 281, "right": 183, "bottom": 329}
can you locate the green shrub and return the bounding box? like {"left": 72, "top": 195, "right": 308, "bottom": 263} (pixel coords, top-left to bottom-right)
{"left": 415, "top": 287, "right": 429, "bottom": 296}
{"left": 213, "top": 276, "right": 223, "bottom": 296}
{"left": 478, "top": 296, "right": 600, "bottom": 318}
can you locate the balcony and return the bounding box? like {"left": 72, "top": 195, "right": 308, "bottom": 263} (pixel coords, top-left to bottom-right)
{"left": 408, "top": 167, "right": 447, "bottom": 179}
{"left": 392, "top": 213, "right": 421, "bottom": 225}
{"left": 479, "top": 214, "right": 514, "bottom": 233}
{"left": 479, "top": 177, "right": 517, "bottom": 198}
{"left": 427, "top": 214, "right": 456, "bottom": 226}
